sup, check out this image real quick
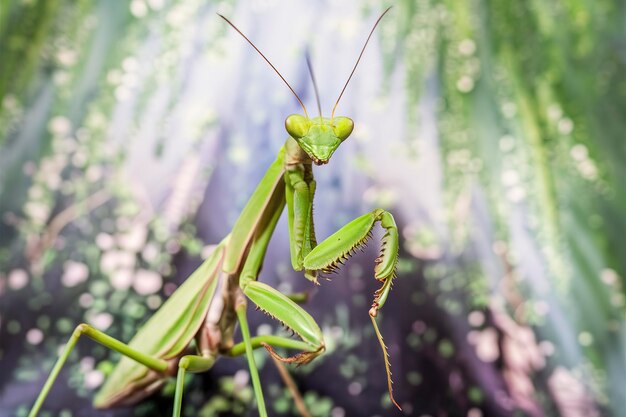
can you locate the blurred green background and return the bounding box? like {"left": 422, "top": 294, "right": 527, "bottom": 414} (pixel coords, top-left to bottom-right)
{"left": 1, "top": 0, "right": 625, "bottom": 416}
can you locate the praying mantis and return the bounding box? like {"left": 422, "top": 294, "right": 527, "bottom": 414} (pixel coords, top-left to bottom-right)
{"left": 28, "top": 8, "right": 400, "bottom": 417}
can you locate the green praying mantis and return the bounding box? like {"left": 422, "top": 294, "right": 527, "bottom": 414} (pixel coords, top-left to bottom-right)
{"left": 28, "top": 8, "right": 400, "bottom": 417}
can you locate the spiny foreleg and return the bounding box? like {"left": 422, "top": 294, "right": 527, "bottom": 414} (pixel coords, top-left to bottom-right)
{"left": 303, "top": 208, "right": 401, "bottom": 410}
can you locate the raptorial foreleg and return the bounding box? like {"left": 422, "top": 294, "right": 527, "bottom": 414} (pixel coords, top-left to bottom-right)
{"left": 303, "top": 208, "right": 401, "bottom": 410}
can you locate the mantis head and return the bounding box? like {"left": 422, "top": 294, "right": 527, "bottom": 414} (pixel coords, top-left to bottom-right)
{"left": 285, "top": 115, "right": 354, "bottom": 165}
{"left": 218, "top": 7, "right": 390, "bottom": 166}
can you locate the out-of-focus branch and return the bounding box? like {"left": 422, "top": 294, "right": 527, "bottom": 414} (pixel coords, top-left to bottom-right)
{"left": 270, "top": 355, "right": 311, "bottom": 417}
{"left": 26, "top": 188, "right": 111, "bottom": 274}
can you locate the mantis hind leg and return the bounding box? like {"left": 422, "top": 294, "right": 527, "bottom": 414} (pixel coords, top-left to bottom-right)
{"left": 172, "top": 355, "right": 215, "bottom": 417}
{"left": 28, "top": 324, "right": 168, "bottom": 417}
{"left": 234, "top": 300, "right": 268, "bottom": 417}
{"left": 303, "top": 208, "right": 402, "bottom": 410}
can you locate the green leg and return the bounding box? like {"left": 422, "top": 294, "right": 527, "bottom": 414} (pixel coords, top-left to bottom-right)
{"left": 303, "top": 208, "right": 399, "bottom": 315}
{"left": 303, "top": 208, "right": 402, "bottom": 410}
{"left": 172, "top": 355, "right": 215, "bottom": 417}
{"left": 236, "top": 203, "right": 325, "bottom": 364}
{"left": 222, "top": 293, "right": 314, "bottom": 358}
{"left": 285, "top": 167, "right": 318, "bottom": 282}
{"left": 235, "top": 303, "right": 268, "bottom": 417}
{"left": 225, "top": 335, "right": 314, "bottom": 417}
{"left": 240, "top": 280, "right": 324, "bottom": 362}
{"left": 29, "top": 323, "right": 168, "bottom": 417}
{"left": 225, "top": 335, "right": 312, "bottom": 357}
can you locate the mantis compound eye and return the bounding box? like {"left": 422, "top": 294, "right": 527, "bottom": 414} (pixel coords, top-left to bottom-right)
{"left": 285, "top": 114, "right": 310, "bottom": 139}
{"left": 332, "top": 117, "right": 354, "bottom": 140}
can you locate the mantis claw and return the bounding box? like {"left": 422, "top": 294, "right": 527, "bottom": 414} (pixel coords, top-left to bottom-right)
{"left": 261, "top": 342, "right": 323, "bottom": 366}
{"left": 305, "top": 269, "right": 319, "bottom": 284}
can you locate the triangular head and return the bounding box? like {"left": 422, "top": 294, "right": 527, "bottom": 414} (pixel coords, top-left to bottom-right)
{"left": 285, "top": 115, "right": 354, "bottom": 165}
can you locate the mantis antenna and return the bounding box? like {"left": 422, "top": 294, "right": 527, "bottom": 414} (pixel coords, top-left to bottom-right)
{"left": 330, "top": 6, "right": 392, "bottom": 120}
{"left": 305, "top": 50, "right": 323, "bottom": 119}
{"left": 218, "top": 13, "right": 309, "bottom": 118}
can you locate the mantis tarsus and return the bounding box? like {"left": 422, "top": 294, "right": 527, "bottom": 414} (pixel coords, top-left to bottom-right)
{"left": 28, "top": 7, "right": 400, "bottom": 417}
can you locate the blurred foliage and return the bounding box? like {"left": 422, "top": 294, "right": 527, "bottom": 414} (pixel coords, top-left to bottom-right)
{"left": 1, "top": 0, "right": 625, "bottom": 416}
{"left": 382, "top": 0, "right": 626, "bottom": 414}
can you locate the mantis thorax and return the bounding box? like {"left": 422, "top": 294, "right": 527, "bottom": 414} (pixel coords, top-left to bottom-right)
{"left": 285, "top": 114, "right": 354, "bottom": 165}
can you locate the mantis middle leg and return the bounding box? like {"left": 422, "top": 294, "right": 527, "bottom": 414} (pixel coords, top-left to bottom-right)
{"left": 172, "top": 354, "right": 216, "bottom": 417}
